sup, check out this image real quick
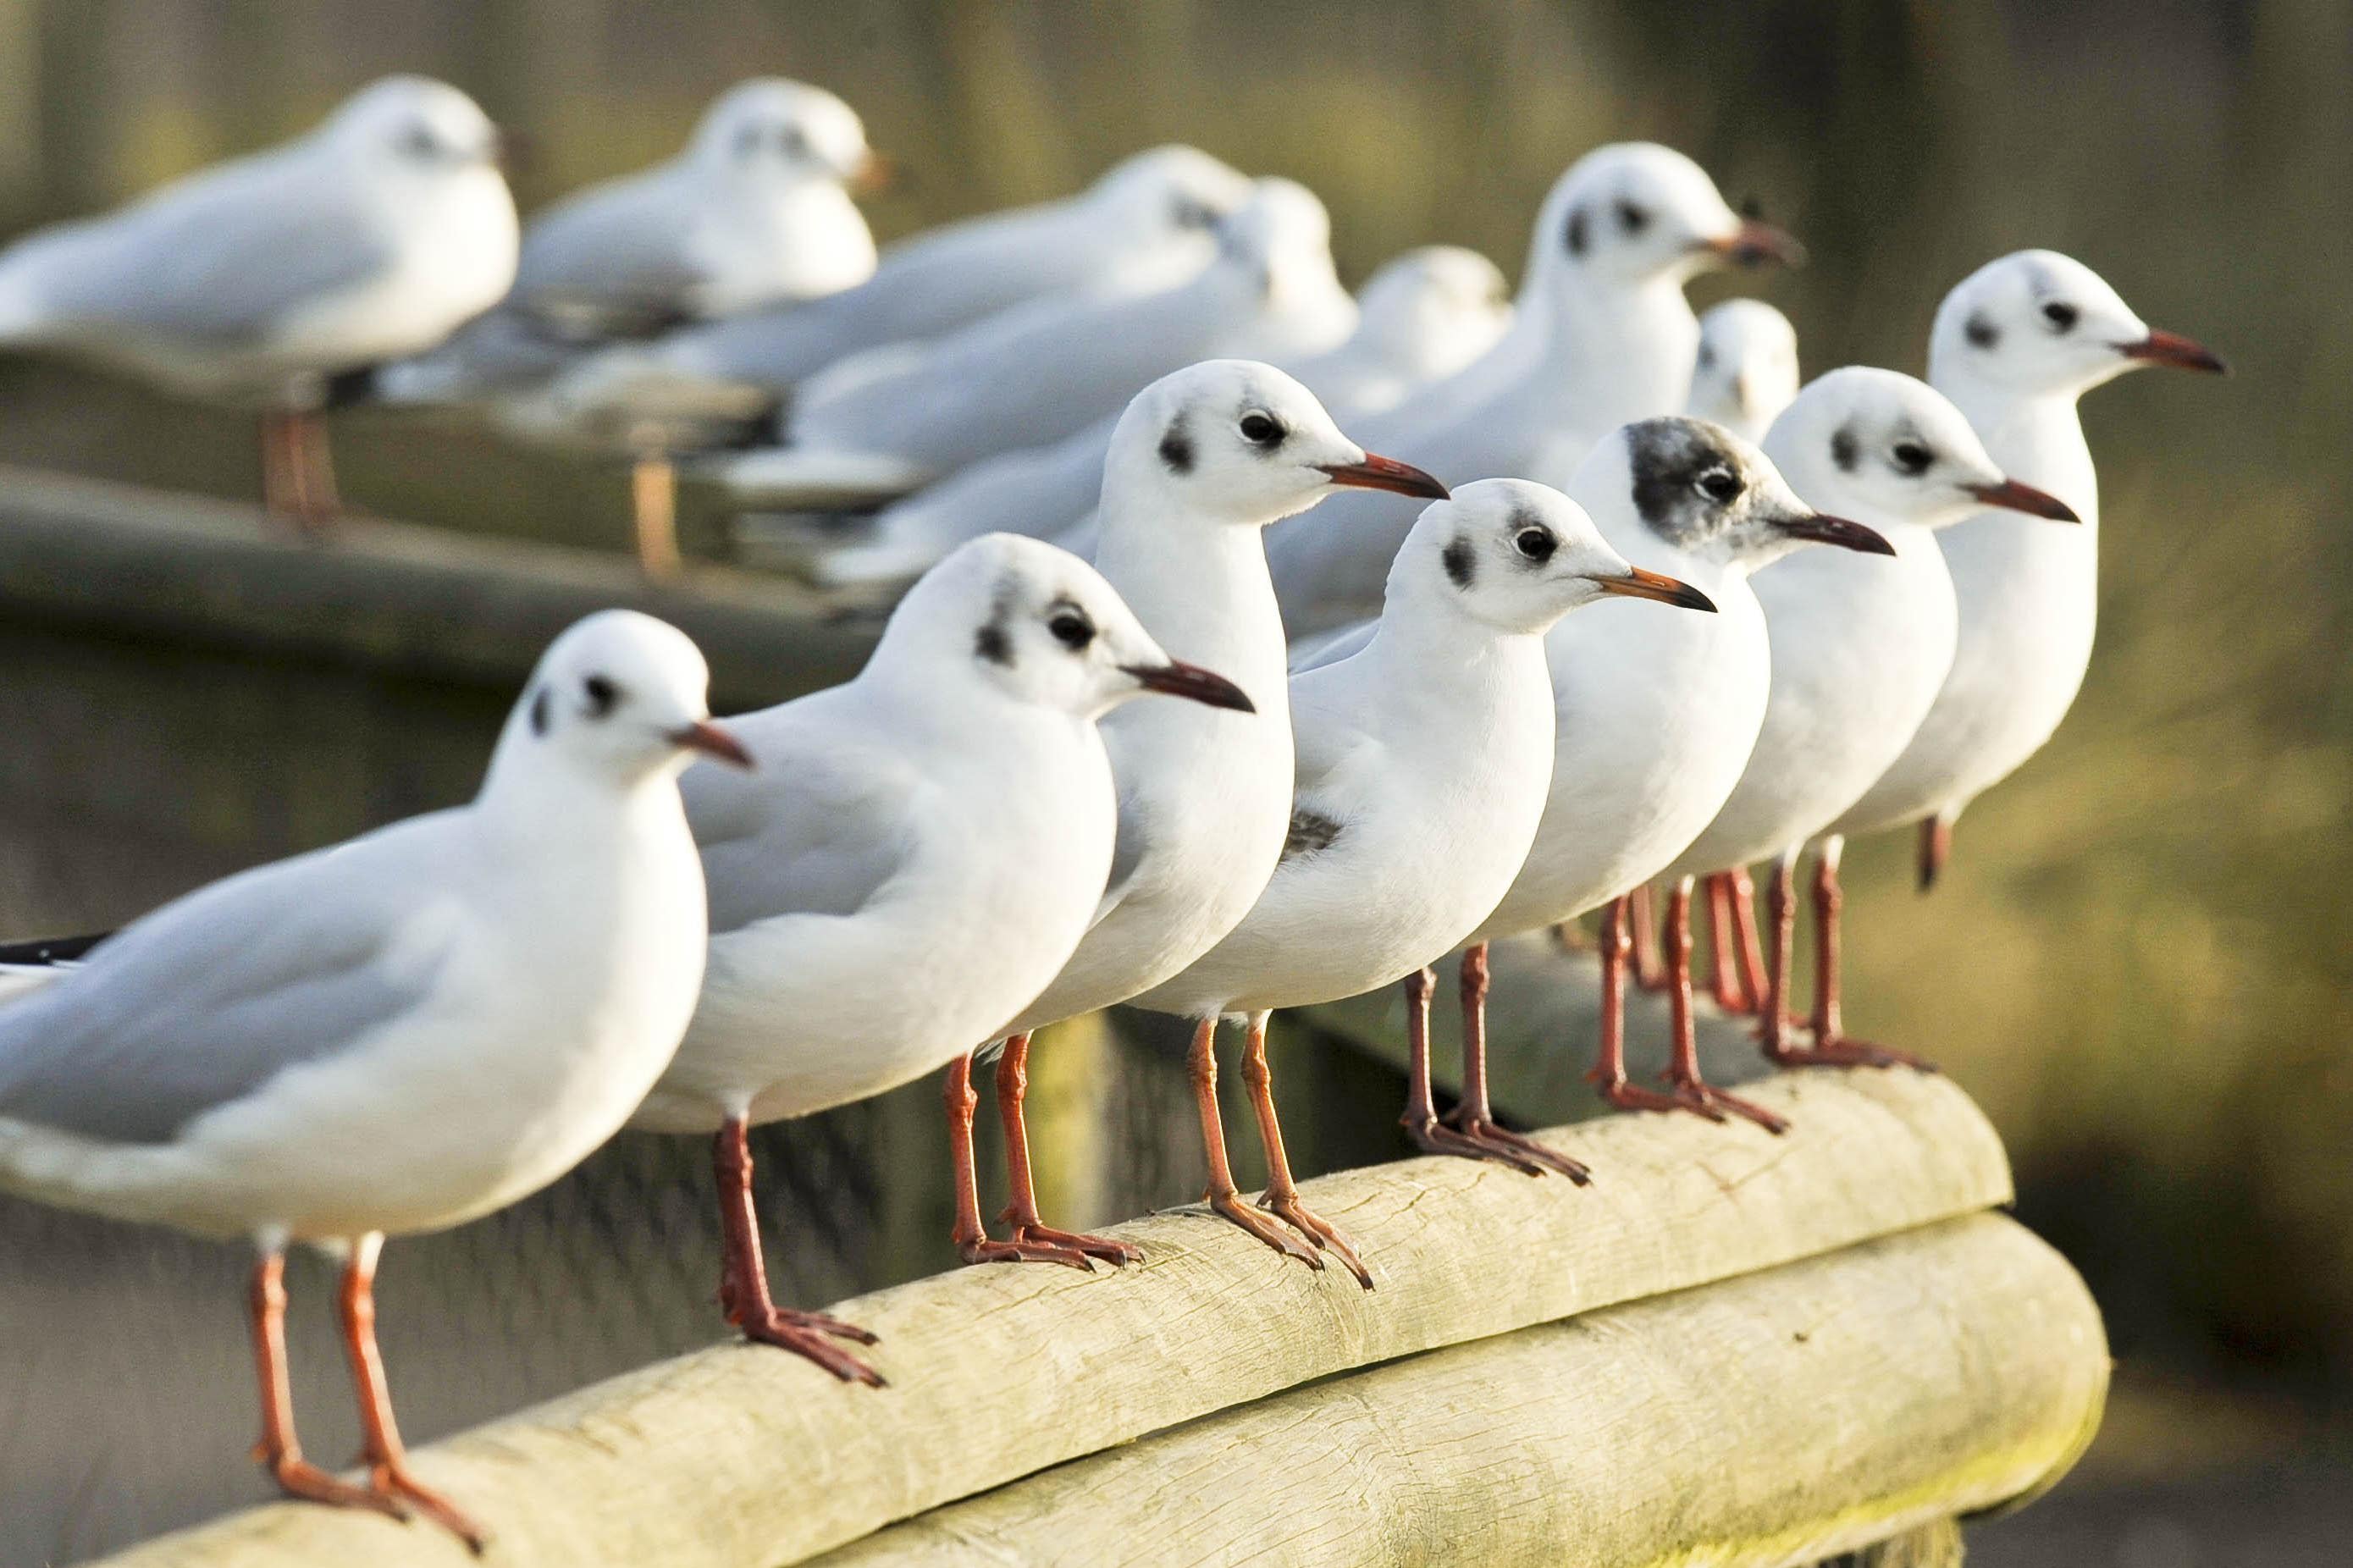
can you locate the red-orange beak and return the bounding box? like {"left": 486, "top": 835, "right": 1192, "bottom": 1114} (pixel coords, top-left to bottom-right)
{"left": 1965, "top": 478, "right": 2080, "bottom": 522}
{"left": 2118, "top": 329, "right": 2228, "bottom": 375}
{"left": 1698, "top": 218, "right": 1806, "bottom": 269}
{"left": 1594, "top": 566, "right": 1717, "bottom": 612}
{"left": 671, "top": 720, "right": 754, "bottom": 769}
{"left": 1317, "top": 452, "right": 1450, "bottom": 500}
{"left": 850, "top": 151, "right": 897, "bottom": 196}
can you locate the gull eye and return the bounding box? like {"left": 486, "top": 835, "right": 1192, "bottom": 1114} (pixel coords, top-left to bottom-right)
{"left": 399, "top": 123, "right": 441, "bottom": 160}
{"left": 1695, "top": 466, "right": 1743, "bottom": 504}
{"left": 733, "top": 124, "right": 762, "bottom": 160}
{"left": 1891, "top": 441, "right": 1934, "bottom": 475}
{"left": 1048, "top": 610, "right": 1096, "bottom": 650}
{"left": 582, "top": 674, "right": 621, "bottom": 717}
{"left": 779, "top": 125, "right": 810, "bottom": 161}
{"left": 1615, "top": 199, "right": 1649, "bottom": 235}
{"left": 2041, "top": 301, "right": 2079, "bottom": 333}
{"left": 1513, "top": 527, "right": 1557, "bottom": 562}
{"left": 1238, "top": 411, "right": 1285, "bottom": 446}
{"left": 1696, "top": 344, "right": 1717, "bottom": 373}
{"left": 1170, "top": 195, "right": 1220, "bottom": 230}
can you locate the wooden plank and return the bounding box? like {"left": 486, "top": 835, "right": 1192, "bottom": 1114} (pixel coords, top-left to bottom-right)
{"left": 90, "top": 1071, "right": 2010, "bottom": 1568}
{"left": 814, "top": 1215, "right": 2101, "bottom": 1567}
{"left": 0, "top": 464, "right": 879, "bottom": 709}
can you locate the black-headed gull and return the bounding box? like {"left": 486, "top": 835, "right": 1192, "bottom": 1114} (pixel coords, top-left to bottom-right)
{"left": 814, "top": 244, "right": 1503, "bottom": 588}
{"left": 0, "top": 611, "right": 745, "bottom": 1546}
{"left": 1660, "top": 368, "right": 2075, "bottom": 1074}
{"left": 1399, "top": 419, "right": 1891, "bottom": 1140}
{"left": 1131, "top": 479, "right": 1708, "bottom": 1280}
{"left": 939, "top": 361, "right": 1445, "bottom": 1268}
{"left": 626, "top": 534, "right": 1251, "bottom": 1380}
{"left": 1837, "top": 251, "right": 2224, "bottom": 902}
{"left": 0, "top": 76, "right": 516, "bottom": 532}
{"left": 1264, "top": 142, "right": 1801, "bottom": 632}
{"left": 707, "top": 177, "right": 1356, "bottom": 508}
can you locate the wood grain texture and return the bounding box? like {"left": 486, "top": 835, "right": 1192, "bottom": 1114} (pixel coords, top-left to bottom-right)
{"left": 814, "top": 1216, "right": 2101, "bottom": 1568}
{"left": 90, "top": 1071, "right": 2010, "bottom": 1568}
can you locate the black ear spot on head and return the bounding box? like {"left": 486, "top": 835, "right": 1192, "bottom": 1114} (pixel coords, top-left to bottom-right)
{"left": 1441, "top": 536, "right": 1477, "bottom": 589}
{"left": 1965, "top": 312, "right": 1999, "bottom": 350}
{"left": 528, "top": 687, "right": 551, "bottom": 737}
{"left": 1830, "top": 426, "right": 1859, "bottom": 473}
{"left": 975, "top": 621, "right": 1014, "bottom": 667}
{"left": 1565, "top": 206, "right": 1588, "bottom": 257}
{"left": 1158, "top": 417, "right": 1195, "bottom": 475}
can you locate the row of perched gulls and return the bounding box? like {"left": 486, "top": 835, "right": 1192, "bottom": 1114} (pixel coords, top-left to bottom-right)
{"left": 0, "top": 70, "right": 2223, "bottom": 1549}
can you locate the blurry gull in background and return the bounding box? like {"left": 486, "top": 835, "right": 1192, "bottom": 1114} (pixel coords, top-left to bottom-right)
{"left": 1265, "top": 142, "right": 1803, "bottom": 634}
{"left": 625, "top": 533, "right": 1251, "bottom": 1380}
{"left": 0, "top": 75, "right": 517, "bottom": 532}
{"left": 701, "top": 176, "right": 1358, "bottom": 510}
{"left": 811, "top": 243, "right": 1505, "bottom": 588}
{"left": 1685, "top": 298, "right": 1801, "bottom": 443}
{"left": 0, "top": 610, "right": 747, "bottom": 1547}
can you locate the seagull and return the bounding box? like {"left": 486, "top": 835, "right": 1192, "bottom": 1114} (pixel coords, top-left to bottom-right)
{"left": 0, "top": 76, "right": 517, "bottom": 532}
{"left": 1687, "top": 298, "right": 1800, "bottom": 443}
{"left": 1654, "top": 368, "right": 2076, "bottom": 1078}
{"left": 1264, "top": 142, "right": 1801, "bottom": 633}
{"left": 0, "top": 610, "right": 747, "bottom": 1547}
{"left": 1832, "top": 250, "right": 2226, "bottom": 930}
{"left": 813, "top": 244, "right": 1505, "bottom": 588}
{"left": 624, "top": 533, "right": 1252, "bottom": 1380}
{"left": 620, "top": 144, "right": 1253, "bottom": 400}
{"left": 1129, "top": 478, "right": 1704, "bottom": 1281}
{"left": 1634, "top": 295, "right": 1807, "bottom": 997}
{"left": 935, "top": 362, "right": 1447, "bottom": 1269}
{"left": 704, "top": 176, "right": 1358, "bottom": 508}
{"left": 1370, "top": 419, "right": 1888, "bottom": 1142}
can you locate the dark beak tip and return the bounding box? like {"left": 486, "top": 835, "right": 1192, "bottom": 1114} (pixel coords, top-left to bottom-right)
{"left": 1320, "top": 454, "right": 1450, "bottom": 502}
{"left": 674, "top": 720, "right": 754, "bottom": 770}
{"left": 1125, "top": 661, "right": 1255, "bottom": 714}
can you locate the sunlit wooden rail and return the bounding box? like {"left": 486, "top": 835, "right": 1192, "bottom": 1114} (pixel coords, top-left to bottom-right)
{"left": 86, "top": 1072, "right": 2100, "bottom": 1568}
{"left": 5, "top": 472, "right": 2104, "bottom": 1566}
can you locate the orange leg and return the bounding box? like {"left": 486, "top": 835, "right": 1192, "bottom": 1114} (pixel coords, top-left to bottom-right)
{"left": 945, "top": 1052, "right": 1091, "bottom": 1270}
{"left": 1601, "top": 881, "right": 1787, "bottom": 1131}
{"left": 1189, "top": 1016, "right": 1324, "bottom": 1272}
{"left": 1765, "top": 841, "right": 1936, "bottom": 1072}
{"left": 714, "top": 1114, "right": 885, "bottom": 1382}
{"left": 632, "top": 452, "right": 682, "bottom": 578}
{"left": 1240, "top": 1011, "right": 1372, "bottom": 1288}
{"left": 248, "top": 1250, "right": 403, "bottom": 1523}
{"left": 287, "top": 408, "right": 341, "bottom": 533}
{"left": 1757, "top": 850, "right": 1803, "bottom": 1059}
{"left": 337, "top": 1235, "right": 488, "bottom": 1552}
{"left": 1418, "top": 945, "right": 1588, "bottom": 1179}
{"left": 993, "top": 1031, "right": 1140, "bottom": 1265}
{"left": 1726, "top": 867, "right": 1771, "bottom": 1010}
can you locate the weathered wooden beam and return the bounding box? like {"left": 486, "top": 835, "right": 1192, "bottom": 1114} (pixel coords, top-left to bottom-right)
{"left": 815, "top": 1214, "right": 2102, "bottom": 1567}
{"left": 0, "top": 463, "right": 878, "bottom": 709}
{"left": 91, "top": 1071, "right": 2010, "bottom": 1568}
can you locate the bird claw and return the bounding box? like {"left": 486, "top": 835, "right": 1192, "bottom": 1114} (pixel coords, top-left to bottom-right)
{"left": 1207, "top": 1190, "right": 1325, "bottom": 1272}
{"left": 1406, "top": 1112, "right": 1549, "bottom": 1176}
{"left": 1260, "top": 1192, "right": 1374, "bottom": 1289}
{"left": 367, "top": 1461, "right": 489, "bottom": 1554}
{"left": 1007, "top": 1220, "right": 1142, "bottom": 1267}
{"left": 1600, "top": 1073, "right": 1787, "bottom": 1133}
{"left": 1440, "top": 1112, "right": 1594, "bottom": 1182}
{"left": 957, "top": 1234, "right": 1096, "bottom": 1272}
{"left": 262, "top": 1451, "right": 406, "bottom": 1521}
{"left": 1765, "top": 1037, "right": 1938, "bottom": 1074}
{"left": 741, "top": 1310, "right": 887, "bottom": 1386}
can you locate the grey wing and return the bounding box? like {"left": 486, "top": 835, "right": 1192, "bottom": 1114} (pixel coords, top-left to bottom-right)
{"left": 684, "top": 720, "right": 922, "bottom": 934}
{"left": 40, "top": 171, "right": 398, "bottom": 345}
{"left": 514, "top": 180, "right": 715, "bottom": 337}
{"left": 0, "top": 822, "right": 461, "bottom": 1145}
{"left": 1286, "top": 617, "right": 1376, "bottom": 676}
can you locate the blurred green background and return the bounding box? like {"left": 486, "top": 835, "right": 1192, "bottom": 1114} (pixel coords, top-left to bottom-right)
{"left": 0, "top": 0, "right": 2347, "bottom": 1561}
